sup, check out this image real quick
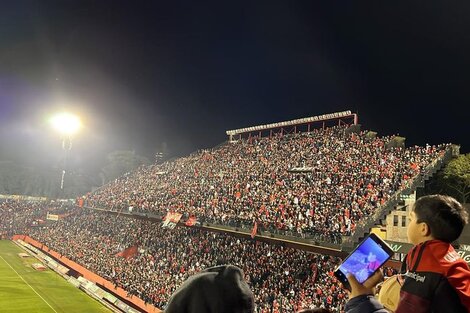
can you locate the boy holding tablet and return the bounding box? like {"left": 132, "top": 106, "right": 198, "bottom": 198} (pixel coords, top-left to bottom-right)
{"left": 345, "top": 194, "right": 470, "bottom": 313}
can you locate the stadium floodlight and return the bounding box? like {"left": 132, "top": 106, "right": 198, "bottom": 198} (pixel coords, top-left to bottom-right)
{"left": 50, "top": 112, "right": 81, "bottom": 136}
{"left": 50, "top": 112, "right": 81, "bottom": 195}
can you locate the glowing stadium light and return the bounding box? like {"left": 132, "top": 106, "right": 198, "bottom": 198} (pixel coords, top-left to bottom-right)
{"left": 50, "top": 112, "right": 81, "bottom": 136}
{"left": 50, "top": 112, "right": 82, "bottom": 194}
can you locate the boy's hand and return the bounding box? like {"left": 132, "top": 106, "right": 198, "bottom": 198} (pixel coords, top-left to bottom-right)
{"left": 346, "top": 270, "right": 384, "bottom": 299}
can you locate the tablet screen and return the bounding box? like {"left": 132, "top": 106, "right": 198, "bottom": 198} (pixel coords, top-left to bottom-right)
{"left": 338, "top": 236, "right": 392, "bottom": 283}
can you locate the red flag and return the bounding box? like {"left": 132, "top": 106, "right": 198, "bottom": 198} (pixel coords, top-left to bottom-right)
{"left": 115, "top": 246, "right": 138, "bottom": 259}
{"left": 163, "top": 211, "right": 171, "bottom": 221}
{"left": 250, "top": 222, "right": 258, "bottom": 239}
{"left": 162, "top": 212, "right": 182, "bottom": 228}
{"left": 185, "top": 216, "right": 197, "bottom": 226}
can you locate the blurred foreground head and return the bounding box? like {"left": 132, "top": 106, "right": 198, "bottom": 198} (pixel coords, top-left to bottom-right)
{"left": 165, "top": 265, "right": 254, "bottom": 313}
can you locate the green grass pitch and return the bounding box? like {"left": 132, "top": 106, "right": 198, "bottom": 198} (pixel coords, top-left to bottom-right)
{"left": 0, "top": 240, "right": 112, "bottom": 313}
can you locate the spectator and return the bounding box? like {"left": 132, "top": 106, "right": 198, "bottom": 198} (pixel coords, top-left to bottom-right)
{"left": 165, "top": 265, "right": 254, "bottom": 313}
{"left": 344, "top": 195, "right": 470, "bottom": 313}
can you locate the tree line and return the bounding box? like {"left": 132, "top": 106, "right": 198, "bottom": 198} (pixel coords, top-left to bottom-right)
{"left": 0, "top": 150, "right": 149, "bottom": 199}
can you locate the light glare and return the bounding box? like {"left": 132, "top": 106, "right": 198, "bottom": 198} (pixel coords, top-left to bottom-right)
{"left": 50, "top": 113, "right": 81, "bottom": 135}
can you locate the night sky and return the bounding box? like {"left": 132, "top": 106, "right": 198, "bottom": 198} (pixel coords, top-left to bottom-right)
{"left": 1, "top": 1, "right": 469, "bottom": 173}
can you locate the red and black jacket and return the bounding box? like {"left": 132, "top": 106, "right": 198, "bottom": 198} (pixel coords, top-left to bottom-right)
{"left": 396, "top": 240, "right": 470, "bottom": 313}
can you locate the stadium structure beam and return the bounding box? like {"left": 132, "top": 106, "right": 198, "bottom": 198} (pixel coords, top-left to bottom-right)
{"left": 226, "top": 110, "right": 358, "bottom": 141}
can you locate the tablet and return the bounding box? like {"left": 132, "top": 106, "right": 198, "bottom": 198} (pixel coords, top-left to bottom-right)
{"left": 334, "top": 233, "right": 394, "bottom": 290}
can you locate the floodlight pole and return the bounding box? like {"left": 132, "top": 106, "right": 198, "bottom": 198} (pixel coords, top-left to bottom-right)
{"left": 60, "top": 136, "right": 72, "bottom": 192}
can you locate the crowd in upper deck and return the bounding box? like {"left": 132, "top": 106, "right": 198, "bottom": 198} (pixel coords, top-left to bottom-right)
{"left": 85, "top": 126, "right": 449, "bottom": 243}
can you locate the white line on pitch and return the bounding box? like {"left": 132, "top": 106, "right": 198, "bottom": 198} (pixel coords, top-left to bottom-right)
{"left": 0, "top": 255, "right": 59, "bottom": 313}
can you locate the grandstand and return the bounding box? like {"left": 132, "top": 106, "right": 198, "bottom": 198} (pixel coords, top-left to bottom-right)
{"left": 1, "top": 111, "right": 465, "bottom": 312}
{"left": 85, "top": 110, "right": 454, "bottom": 248}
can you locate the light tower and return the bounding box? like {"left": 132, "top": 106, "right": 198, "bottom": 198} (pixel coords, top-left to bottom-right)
{"left": 50, "top": 112, "right": 81, "bottom": 195}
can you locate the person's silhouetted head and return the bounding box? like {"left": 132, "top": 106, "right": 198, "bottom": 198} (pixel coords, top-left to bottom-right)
{"left": 165, "top": 265, "right": 254, "bottom": 313}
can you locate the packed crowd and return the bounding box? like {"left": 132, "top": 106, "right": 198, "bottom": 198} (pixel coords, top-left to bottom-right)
{"left": 4, "top": 201, "right": 346, "bottom": 311}
{"left": 0, "top": 199, "right": 70, "bottom": 237}
{"left": 85, "top": 126, "right": 449, "bottom": 243}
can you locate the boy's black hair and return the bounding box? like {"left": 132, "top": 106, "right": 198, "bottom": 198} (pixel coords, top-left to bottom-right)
{"left": 413, "top": 195, "right": 468, "bottom": 243}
